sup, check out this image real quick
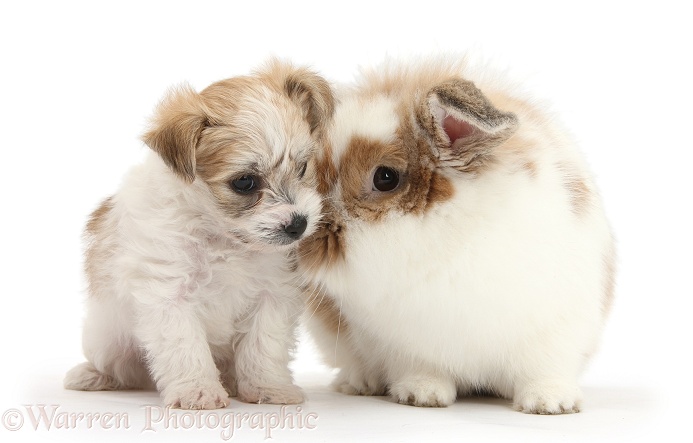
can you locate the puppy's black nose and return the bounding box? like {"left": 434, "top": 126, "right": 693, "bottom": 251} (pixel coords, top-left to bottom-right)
{"left": 284, "top": 214, "right": 308, "bottom": 239}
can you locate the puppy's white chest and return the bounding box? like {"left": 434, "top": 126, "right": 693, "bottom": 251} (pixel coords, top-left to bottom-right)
{"left": 200, "top": 251, "right": 291, "bottom": 345}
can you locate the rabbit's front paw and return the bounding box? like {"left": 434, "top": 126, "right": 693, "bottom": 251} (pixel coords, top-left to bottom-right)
{"left": 513, "top": 381, "right": 582, "bottom": 414}
{"left": 332, "top": 368, "right": 385, "bottom": 396}
{"left": 390, "top": 375, "right": 456, "bottom": 407}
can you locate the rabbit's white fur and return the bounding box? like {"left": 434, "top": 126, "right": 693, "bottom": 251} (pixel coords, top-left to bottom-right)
{"left": 300, "top": 57, "right": 614, "bottom": 414}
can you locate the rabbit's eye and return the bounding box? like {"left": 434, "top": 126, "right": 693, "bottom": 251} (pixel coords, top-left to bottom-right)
{"left": 372, "top": 166, "right": 400, "bottom": 192}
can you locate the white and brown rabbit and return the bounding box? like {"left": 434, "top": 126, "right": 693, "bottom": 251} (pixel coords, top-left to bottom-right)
{"left": 300, "top": 57, "right": 615, "bottom": 414}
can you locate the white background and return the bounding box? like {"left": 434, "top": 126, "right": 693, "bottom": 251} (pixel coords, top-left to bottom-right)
{"left": 1, "top": 1, "right": 691, "bottom": 442}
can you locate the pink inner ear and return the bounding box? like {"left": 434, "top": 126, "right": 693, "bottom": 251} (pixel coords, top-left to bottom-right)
{"left": 443, "top": 115, "right": 476, "bottom": 143}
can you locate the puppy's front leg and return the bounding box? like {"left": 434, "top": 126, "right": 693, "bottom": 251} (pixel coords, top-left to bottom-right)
{"left": 135, "top": 302, "right": 230, "bottom": 409}
{"left": 234, "top": 290, "right": 304, "bottom": 404}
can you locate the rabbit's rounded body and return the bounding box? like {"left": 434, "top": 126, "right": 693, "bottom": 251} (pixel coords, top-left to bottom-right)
{"left": 301, "top": 58, "right": 615, "bottom": 414}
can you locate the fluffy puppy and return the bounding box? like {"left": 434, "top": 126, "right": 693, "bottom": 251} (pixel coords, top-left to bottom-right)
{"left": 64, "top": 60, "right": 334, "bottom": 409}
{"left": 300, "top": 57, "right": 615, "bottom": 414}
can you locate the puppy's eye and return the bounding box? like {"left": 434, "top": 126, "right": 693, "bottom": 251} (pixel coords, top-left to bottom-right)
{"left": 298, "top": 162, "right": 308, "bottom": 179}
{"left": 372, "top": 166, "right": 400, "bottom": 192}
{"left": 230, "top": 175, "right": 258, "bottom": 194}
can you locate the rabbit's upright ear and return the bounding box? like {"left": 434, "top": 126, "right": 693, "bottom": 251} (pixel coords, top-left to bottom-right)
{"left": 417, "top": 79, "right": 518, "bottom": 172}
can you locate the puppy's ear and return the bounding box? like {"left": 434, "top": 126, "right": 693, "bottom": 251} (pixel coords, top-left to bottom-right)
{"left": 283, "top": 67, "right": 335, "bottom": 137}
{"left": 142, "top": 85, "right": 207, "bottom": 183}
{"left": 418, "top": 79, "right": 518, "bottom": 172}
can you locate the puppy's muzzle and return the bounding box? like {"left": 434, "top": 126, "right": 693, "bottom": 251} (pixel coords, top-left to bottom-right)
{"left": 284, "top": 214, "right": 308, "bottom": 240}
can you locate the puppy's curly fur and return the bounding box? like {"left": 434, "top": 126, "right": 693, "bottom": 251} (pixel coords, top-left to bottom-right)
{"left": 65, "top": 60, "right": 334, "bottom": 409}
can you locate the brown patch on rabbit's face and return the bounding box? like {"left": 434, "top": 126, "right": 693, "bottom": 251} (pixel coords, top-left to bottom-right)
{"left": 298, "top": 99, "right": 455, "bottom": 274}
{"left": 338, "top": 136, "right": 409, "bottom": 221}
{"left": 522, "top": 161, "right": 538, "bottom": 178}
{"left": 556, "top": 162, "right": 592, "bottom": 216}
{"left": 337, "top": 117, "right": 454, "bottom": 222}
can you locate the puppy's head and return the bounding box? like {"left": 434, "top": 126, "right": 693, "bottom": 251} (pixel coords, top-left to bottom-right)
{"left": 143, "top": 59, "right": 334, "bottom": 250}
{"left": 300, "top": 61, "right": 518, "bottom": 271}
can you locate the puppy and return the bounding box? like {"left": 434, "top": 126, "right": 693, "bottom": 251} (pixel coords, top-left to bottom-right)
{"left": 300, "top": 57, "right": 615, "bottom": 414}
{"left": 64, "top": 60, "right": 334, "bottom": 409}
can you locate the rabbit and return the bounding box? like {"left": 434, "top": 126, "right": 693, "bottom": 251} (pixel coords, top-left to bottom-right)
{"left": 299, "top": 56, "right": 615, "bottom": 414}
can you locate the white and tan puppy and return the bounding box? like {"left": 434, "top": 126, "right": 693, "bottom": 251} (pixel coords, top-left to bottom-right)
{"left": 65, "top": 60, "right": 334, "bottom": 409}
{"left": 300, "top": 57, "right": 615, "bottom": 414}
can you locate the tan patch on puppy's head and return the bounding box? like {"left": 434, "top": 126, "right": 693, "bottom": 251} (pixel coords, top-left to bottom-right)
{"left": 277, "top": 64, "right": 335, "bottom": 139}
{"left": 142, "top": 60, "right": 334, "bottom": 249}
{"left": 142, "top": 86, "right": 208, "bottom": 183}
{"left": 143, "top": 59, "right": 334, "bottom": 187}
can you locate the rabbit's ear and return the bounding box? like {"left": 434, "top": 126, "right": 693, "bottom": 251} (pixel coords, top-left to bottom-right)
{"left": 418, "top": 79, "right": 518, "bottom": 172}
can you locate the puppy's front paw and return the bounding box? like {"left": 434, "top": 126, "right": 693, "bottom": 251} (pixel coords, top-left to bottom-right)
{"left": 390, "top": 376, "right": 456, "bottom": 407}
{"left": 164, "top": 380, "right": 230, "bottom": 410}
{"left": 513, "top": 381, "right": 582, "bottom": 414}
{"left": 237, "top": 383, "right": 304, "bottom": 405}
